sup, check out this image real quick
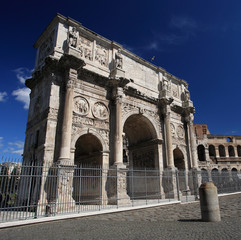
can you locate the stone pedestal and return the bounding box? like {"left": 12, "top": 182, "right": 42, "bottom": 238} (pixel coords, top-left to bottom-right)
{"left": 190, "top": 168, "right": 202, "bottom": 199}
{"left": 163, "top": 167, "right": 179, "bottom": 199}
{"left": 110, "top": 68, "right": 125, "bottom": 79}
{"left": 108, "top": 165, "right": 131, "bottom": 206}
{"left": 56, "top": 164, "right": 76, "bottom": 213}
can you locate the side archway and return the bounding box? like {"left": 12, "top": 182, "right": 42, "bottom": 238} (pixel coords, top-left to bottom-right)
{"left": 72, "top": 132, "right": 105, "bottom": 204}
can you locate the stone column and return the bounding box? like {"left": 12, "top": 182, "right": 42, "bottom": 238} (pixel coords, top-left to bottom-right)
{"left": 225, "top": 147, "right": 229, "bottom": 158}
{"left": 58, "top": 69, "right": 76, "bottom": 165}
{"left": 215, "top": 146, "right": 220, "bottom": 158}
{"left": 56, "top": 55, "right": 85, "bottom": 213}
{"left": 186, "top": 114, "right": 201, "bottom": 198}
{"left": 113, "top": 87, "right": 124, "bottom": 167}
{"left": 108, "top": 86, "right": 130, "bottom": 205}
{"left": 162, "top": 104, "right": 178, "bottom": 199}
{"left": 163, "top": 105, "right": 174, "bottom": 169}
{"left": 186, "top": 114, "right": 198, "bottom": 169}
{"left": 234, "top": 147, "right": 238, "bottom": 158}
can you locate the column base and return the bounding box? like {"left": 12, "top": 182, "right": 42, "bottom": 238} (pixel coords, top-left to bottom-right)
{"left": 190, "top": 168, "right": 202, "bottom": 199}
{"left": 107, "top": 165, "right": 131, "bottom": 206}
{"left": 56, "top": 163, "right": 76, "bottom": 213}
{"left": 163, "top": 167, "right": 179, "bottom": 199}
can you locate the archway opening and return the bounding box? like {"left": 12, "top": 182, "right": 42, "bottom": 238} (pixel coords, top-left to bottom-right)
{"left": 74, "top": 133, "right": 103, "bottom": 166}
{"left": 124, "top": 114, "right": 159, "bottom": 199}
{"left": 73, "top": 133, "right": 103, "bottom": 204}
{"left": 221, "top": 168, "right": 229, "bottom": 187}
{"left": 209, "top": 145, "right": 216, "bottom": 159}
{"left": 173, "top": 147, "right": 186, "bottom": 192}
{"left": 173, "top": 148, "right": 185, "bottom": 170}
{"left": 201, "top": 168, "right": 209, "bottom": 183}
{"left": 211, "top": 168, "right": 219, "bottom": 188}
{"left": 237, "top": 145, "right": 241, "bottom": 157}
{"left": 228, "top": 146, "right": 235, "bottom": 157}
{"left": 197, "top": 145, "right": 206, "bottom": 161}
{"left": 231, "top": 168, "right": 238, "bottom": 181}
{"left": 124, "top": 114, "right": 157, "bottom": 169}
{"left": 219, "top": 145, "right": 226, "bottom": 157}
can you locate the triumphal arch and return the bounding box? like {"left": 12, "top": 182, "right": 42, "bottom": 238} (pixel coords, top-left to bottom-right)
{"left": 20, "top": 14, "right": 200, "bottom": 208}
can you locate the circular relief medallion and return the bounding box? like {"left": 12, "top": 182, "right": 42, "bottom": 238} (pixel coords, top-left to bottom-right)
{"left": 177, "top": 125, "right": 184, "bottom": 139}
{"left": 74, "top": 96, "right": 89, "bottom": 116}
{"left": 92, "top": 102, "right": 109, "bottom": 120}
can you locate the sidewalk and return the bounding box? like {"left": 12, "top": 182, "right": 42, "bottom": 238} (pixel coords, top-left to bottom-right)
{"left": 0, "top": 193, "right": 240, "bottom": 240}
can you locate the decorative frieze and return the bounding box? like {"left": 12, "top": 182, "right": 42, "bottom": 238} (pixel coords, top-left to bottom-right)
{"left": 98, "top": 129, "right": 109, "bottom": 146}
{"left": 48, "top": 107, "right": 58, "bottom": 120}
{"left": 95, "top": 43, "right": 108, "bottom": 67}
{"left": 122, "top": 102, "right": 139, "bottom": 116}
{"left": 78, "top": 36, "right": 93, "bottom": 61}
{"left": 73, "top": 114, "right": 94, "bottom": 126}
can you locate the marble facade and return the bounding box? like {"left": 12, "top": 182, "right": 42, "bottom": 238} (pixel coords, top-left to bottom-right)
{"left": 20, "top": 14, "right": 200, "bottom": 208}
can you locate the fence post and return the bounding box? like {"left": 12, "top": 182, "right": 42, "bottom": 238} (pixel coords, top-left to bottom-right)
{"left": 78, "top": 165, "right": 82, "bottom": 213}
{"left": 145, "top": 168, "right": 148, "bottom": 205}
{"left": 175, "top": 170, "right": 180, "bottom": 201}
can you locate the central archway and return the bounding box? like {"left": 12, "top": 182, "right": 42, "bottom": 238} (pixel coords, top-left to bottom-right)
{"left": 124, "top": 114, "right": 160, "bottom": 200}
{"left": 73, "top": 133, "right": 103, "bottom": 204}
{"left": 123, "top": 114, "right": 158, "bottom": 169}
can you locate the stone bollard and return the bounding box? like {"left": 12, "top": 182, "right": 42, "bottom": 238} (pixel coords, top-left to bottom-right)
{"left": 199, "top": 182, "right": 221, "bottom": 222}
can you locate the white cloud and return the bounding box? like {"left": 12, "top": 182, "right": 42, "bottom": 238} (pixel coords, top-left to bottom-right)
{"left": 12, "top": 87, "right": 30, "bottom": 109}
{"left": 147, "top": 42, "right": 159, "bottom": 50}
{"left": 8, "top": 141, "right": 24, "bottom": 149}
{"left": 13, "top": 67, "right": 33, "bottom": 85}
{"left": 0, "top": 137, "right": 3, "bottom": 148}
{"left": 170, "top": 15, "right": 197, "bottom": 30}
{"left": 12, "top": 149, "right": 23, "bottom": 155}
{"left": 3, "top": 141, "right": 24, "bottom": 156}
{"left": 0, "top": 91, "right": 7, "bottom": 102}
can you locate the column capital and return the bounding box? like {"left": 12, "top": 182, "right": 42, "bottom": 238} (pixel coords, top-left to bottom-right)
{"left": 113, "top": 86, "right": 124, "bottom": 104}
{"left": 185, "top": 114, "right": 194, "bottom": 125}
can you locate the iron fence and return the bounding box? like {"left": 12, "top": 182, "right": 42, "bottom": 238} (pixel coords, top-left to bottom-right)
{"left": 0, "top": 158, "right": 241, "bottom": 223}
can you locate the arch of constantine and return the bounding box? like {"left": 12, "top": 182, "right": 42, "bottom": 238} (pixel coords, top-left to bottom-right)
{"left": 18, "top": 14, "right": 239, "bottom": 210}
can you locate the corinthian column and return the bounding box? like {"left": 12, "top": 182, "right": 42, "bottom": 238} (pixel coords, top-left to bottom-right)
{"left": 58, "top": 69, "right": 77, "bottom": 165}
{"left": 186, "top": 114, "right": 198, "bottom": 169}
{"left": 163, "top": 105, "right": 175, "bottom": 169}
{"left": 57, "top": 55, "right": 85, "bottom": 165}
{"left": 113, "top": 87, "right": 124, "bottom": 167}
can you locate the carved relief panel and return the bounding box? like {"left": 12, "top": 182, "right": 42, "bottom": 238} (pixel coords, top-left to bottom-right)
{"left": 38, "top": 30, "right": 55, "bottom": 66}
{"left": 78, "top": 36, "right": 93, "bottom": 61}
{"left": 95, "top": 43, "right": 108, "bottom": 67}
{"left": 171, "top": 122, "right": 186, "bottom": 146}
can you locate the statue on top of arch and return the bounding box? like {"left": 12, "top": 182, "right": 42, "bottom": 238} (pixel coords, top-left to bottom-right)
{"left": 68, "top": 27, "right": 78, "bottom": 48}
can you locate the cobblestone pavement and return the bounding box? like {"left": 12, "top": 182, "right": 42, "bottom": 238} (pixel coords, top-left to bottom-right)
{"left": 0, "top": 193, "right": 241, "bottom": 240}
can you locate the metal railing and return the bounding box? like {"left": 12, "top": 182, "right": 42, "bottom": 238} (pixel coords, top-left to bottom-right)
{"left": 0, "top": 158, "right": 241, "bottom": 223}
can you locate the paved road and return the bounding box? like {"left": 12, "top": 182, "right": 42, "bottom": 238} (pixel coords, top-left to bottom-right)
{"left": 0, "top": 193, "right": 241, "bottom": 240}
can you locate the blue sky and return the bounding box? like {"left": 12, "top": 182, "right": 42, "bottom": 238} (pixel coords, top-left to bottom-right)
{"left": 1, "top": 0, "right": 241, "bottom": 158}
